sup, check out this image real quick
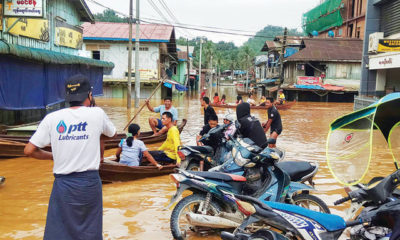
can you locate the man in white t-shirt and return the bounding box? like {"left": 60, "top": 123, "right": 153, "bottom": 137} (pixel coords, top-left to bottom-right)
{"left": 24, "top": 74, "right": 116, "bottom": 240}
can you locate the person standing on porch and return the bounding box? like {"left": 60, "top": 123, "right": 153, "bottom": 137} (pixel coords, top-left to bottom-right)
{"left": 24, "top": 74, "right": 117, "bottom": 240}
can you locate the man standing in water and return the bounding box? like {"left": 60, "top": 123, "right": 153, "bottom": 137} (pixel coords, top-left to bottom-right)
{"left": 201, "top": 96, "right": 216, "bottom": 125}
{"left": 262, "top": 97, "right": 282, "bottom": 148}
{"left": 24, "top": 74, "right": 116, "bottom": 240}
{"left": 146, "top": 97, "right": 178, "bottom": 135}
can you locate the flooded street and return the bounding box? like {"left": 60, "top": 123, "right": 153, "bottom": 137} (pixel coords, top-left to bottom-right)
{"left": 0, "top": 86, "right": 396, "bottom": 240}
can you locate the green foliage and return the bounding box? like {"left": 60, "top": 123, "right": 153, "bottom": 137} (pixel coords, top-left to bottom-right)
{"left": 243, "top": 25, "right": 303, "bottom": 54}
{"left": 94, "top": 9, "right": 128, "bottom": 23}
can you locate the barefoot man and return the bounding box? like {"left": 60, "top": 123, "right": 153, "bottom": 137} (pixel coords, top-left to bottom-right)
{"left": 146, "top": 97, "right": 178, "bottom": 136}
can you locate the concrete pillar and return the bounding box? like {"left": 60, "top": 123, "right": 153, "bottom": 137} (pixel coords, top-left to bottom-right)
{"left": 375, "top": 69, "right": 386, "bottom": 92}
{"left": 360, "top": 0, "right": 381, "bottom": 96}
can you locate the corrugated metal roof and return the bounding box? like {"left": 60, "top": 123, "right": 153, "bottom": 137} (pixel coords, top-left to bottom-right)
{"left": 286, "top": 38, "right": 363, "bottom": 62}
{"left": 82, "top": 22, "right": 174, "bottom": 42}
{"left": 0, "top": 40, "right": 114, "bottom": 68}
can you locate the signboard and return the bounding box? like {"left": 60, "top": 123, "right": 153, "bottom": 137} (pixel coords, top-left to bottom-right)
{"left": 378, "top": 39, "right": 400, "bottom": 52}
{"left": 6, "top": 17, "right": 49, "bottom": 41}
{"left": 4, "top": 0, "right": 44, "bottom": 17}
{"left": 369, "top": 54, "right": 400, "bottom": 70}
{"left": 297, "top": 76, "right": 322, "bottom": 85}
{"left": 55, "top": 20, "right": 83, "bottom": 49}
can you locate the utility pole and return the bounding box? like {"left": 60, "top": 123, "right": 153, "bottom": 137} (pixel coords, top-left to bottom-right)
{"left": 127, "top": 0, "right": 133, "bottom": 109}
{"left": 184, "top": 38, "right": 190, "bottom": 89}
{"left": 134, "top": 0, "right": 141, "bottom": 108}
{"left": 279, "top": 27, "right": 288, "bottom": 85}
{"left": 209, "top": 55, "right": 213, "bottom": 98}
{"left": 198, "top": 39, "right": 203, "bottom": 91}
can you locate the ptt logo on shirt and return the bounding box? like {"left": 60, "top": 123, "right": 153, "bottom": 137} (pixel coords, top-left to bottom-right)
{"left": 56, "top": 120, "right": 88, "bottom": 134}
{"left": 56, "top": 120, "right": 89, "bottom": 141}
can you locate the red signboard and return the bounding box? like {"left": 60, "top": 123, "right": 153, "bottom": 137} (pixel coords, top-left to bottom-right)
{"left": 297, "top": 76, "right": 322, "bottom": 85}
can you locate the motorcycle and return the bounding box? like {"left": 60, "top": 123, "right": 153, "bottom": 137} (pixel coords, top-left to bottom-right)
{"left": 220, "top": 169, "right": 400, "bottom": 240}
{"left": 167, "top": 136, "right": 328, "bottom": 240}
{"left": 178, "top": 124, "right": 228, "bottom": 171}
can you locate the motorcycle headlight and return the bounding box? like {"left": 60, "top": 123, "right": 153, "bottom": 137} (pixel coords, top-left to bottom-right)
{"left": 233, "top": 149, "right": 250, "bottom": 167}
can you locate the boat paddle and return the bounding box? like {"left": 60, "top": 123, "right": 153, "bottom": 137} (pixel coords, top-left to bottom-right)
{"left": 123, "top": 79, "right": 165, "bottom": 131}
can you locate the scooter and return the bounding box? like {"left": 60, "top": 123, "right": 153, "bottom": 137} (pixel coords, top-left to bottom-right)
{"left": 178, "top": 124, "right": 244, "bottom": 171}
{"left": 220, "top": 169, "right": 400, "bottom": 240}
{"left": 167, "top": 136, "right": 328, "bottom": 240}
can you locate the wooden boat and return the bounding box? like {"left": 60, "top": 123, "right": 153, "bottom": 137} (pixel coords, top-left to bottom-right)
{"left": 0, "top": 119, "right": 187, "bottom": 158}
{"left": 210, "top": 102, "right": 295, "bottom": 111}
{"left": 99, "top": 157, "right": 176, "bottom": 183}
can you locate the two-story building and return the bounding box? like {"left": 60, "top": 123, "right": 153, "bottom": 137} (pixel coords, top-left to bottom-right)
{"left": 0, "top": 0, "right": 113, "bottom": 125}
{"left": 82, "top": 22, "right": 177, "bottom": 99}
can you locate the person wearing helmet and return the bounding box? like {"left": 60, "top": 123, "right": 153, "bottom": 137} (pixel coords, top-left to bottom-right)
{"left": 223, "top": 113, "right": 236, "bottom": 139}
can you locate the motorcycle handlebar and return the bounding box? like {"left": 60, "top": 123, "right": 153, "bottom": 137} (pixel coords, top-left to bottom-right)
{"left": 334, "top": 196, "right": 352, "bottom": 206}
{"left": 345, "top": 219, "right": 362, "bottom": 227}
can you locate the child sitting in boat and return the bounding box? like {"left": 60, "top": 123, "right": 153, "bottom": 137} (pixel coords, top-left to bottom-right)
{"left": 116, "top": 124, "right": 163, "bottom": 170}
{"left": 213, "top": 93, "right": 220, "bottom": 104}
{"left": 220, "top": 94, "right": 226, "bottom": 105}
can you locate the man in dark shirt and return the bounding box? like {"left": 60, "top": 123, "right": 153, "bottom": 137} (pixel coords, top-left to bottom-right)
{"left": 262, "top": 97, "right": 282, "bottom": 148}
{"left": 236, "top": 102, "right": 267, "bottom": 148}
{"left": 201, "top": 96, "right": 216, "bottom": 125}
{"left": 196, "top": 114, "right": 219, "bottom": 149}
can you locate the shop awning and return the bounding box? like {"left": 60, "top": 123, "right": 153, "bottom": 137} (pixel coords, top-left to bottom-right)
{"left": 0, "top": 41, "right": 114, "bottom": 68}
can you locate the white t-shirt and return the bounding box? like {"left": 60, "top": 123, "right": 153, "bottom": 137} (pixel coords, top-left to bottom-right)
{"left": 247, "top": 98, "right": 256, "bottom": 105}
{"left": 119, "top": 139, "right": 147, "bottom": 166}
{"left": 29, "top": 107, "right": 116, "bottom": 175}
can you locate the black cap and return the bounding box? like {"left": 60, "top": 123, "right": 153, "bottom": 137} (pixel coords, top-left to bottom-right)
{"left": 65, "top": 74, "right": 92, "bottom": 102}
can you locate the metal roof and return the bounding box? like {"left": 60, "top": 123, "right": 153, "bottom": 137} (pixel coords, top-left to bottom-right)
{"left": 72, "top": 0, "right": 94, "bottom": 23}
{"left": 0, "top": 41, "right": 114, "bottom": 68}
{"left": 82, "top": 22, "right": 175, "bottom": 42}
{"left": 285, "top": 38, "right": 363, "bottom": 62}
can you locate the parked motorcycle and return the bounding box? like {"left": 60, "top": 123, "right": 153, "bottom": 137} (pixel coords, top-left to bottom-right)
{"left": 167, "top": 136, "right": 328, "bottom": 240}
{"left": 220, "top": 169, "right": 400, "bottom": 240}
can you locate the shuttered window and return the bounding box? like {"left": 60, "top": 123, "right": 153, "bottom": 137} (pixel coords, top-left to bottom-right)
{"left": 381, "top": 0, "right": 400, "bottom": 37}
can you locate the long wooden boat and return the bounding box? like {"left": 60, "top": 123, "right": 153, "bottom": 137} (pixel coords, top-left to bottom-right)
{"left": 0, "top": 119, "right": 187, "bottom": 158}
{"left": 210, "top": 102, "right": 295, "bottom": 111}
{"left": 99, "top": 158, "right": 176, "bottom": 183}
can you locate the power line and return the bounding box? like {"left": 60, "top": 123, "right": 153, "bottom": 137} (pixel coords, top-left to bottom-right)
{"left": 87, "top": 0, "right": 303, "bottom": 40}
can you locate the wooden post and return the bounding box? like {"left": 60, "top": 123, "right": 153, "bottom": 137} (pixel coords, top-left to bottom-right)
{"left": 279, "top": 28, "right": 288, "bottom": 85}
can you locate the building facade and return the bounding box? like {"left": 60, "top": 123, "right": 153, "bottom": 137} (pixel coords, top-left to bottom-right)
{"left": 82, "top": 22, "right": 177, "bottom": 99}
{"left": 0, "top": 0, "right": 112, "bottom": 125}
{"left": 303, "top": 0, "right": 367, "bottom": 39}
{"left": 356, "top": 0, "right": 400, "bottom": 109}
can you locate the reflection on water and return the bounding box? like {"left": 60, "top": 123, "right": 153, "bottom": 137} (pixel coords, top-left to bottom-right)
{"left": 0, "top": 86, "right": 397, "bottom": 239}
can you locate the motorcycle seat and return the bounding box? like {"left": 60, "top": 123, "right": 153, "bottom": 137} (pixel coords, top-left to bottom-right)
{"left": 187, "top": 146, "right": 214, "bottom": 155}
{"left": 187, "top": 171, "right": 247, "bottom": 182}
{"left": 277, "top": 161, "right": 316, "bottom": 182}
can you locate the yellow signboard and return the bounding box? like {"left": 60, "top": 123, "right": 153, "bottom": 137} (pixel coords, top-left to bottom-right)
{"left": 6, "top": 17, "right": 49, "bottom": 41}
{"left": 54, "top": 21, "right": 83, "bottom": 49}
{"left": 378, "top": 39, "right": 400, "bottom": 52}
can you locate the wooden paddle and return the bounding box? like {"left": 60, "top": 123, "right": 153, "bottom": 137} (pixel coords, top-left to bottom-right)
{"left": 123, "top": 80, "right": 165, "bottom": 130}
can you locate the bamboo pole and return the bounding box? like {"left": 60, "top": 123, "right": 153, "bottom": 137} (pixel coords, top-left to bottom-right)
{"left": 123, "top": 80, "right": 164, "bottom": 130}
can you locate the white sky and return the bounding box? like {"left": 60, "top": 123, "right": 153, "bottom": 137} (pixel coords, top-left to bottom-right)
{"left": 86, "top": 0, "right": 321, "bottom": 46}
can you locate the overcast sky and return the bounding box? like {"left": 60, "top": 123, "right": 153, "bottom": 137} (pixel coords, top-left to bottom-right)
{"left": 86, "top": 0, "right": 321, "bottom": 46}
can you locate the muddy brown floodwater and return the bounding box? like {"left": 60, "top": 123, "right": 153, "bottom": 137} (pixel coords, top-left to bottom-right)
{"left": 0, "top": 86, "right": 396, "bottom": 240}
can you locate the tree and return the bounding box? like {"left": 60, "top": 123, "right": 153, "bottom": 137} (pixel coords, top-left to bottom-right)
{"left": 94, "top": 9, "right": 127, "bottom": 23}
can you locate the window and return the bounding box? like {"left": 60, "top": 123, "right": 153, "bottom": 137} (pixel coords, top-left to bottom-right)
{"left": 92, "top": 51, "right": 100, "bottom": 60}
{"left": 359, "top": 0, "right": 363, "bottom": 15}
{"left": 356, "top": 27, "right": 361, "bottom": 38}
{"left": 126, "top": 46, "right": 149, "bottom": 51}
{"left": 338, "top": 29, "right": 343, "bottom": 36}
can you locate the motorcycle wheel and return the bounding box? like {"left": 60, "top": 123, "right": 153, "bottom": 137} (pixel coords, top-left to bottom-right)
{"left": 186, "top": 162, "right": 201, "bottom": 171}
{"left": 170, "top": 194, "right": 222, "bottom": 240}
{"left": 292, "top": 193, "right": 330, "bottom": 213}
